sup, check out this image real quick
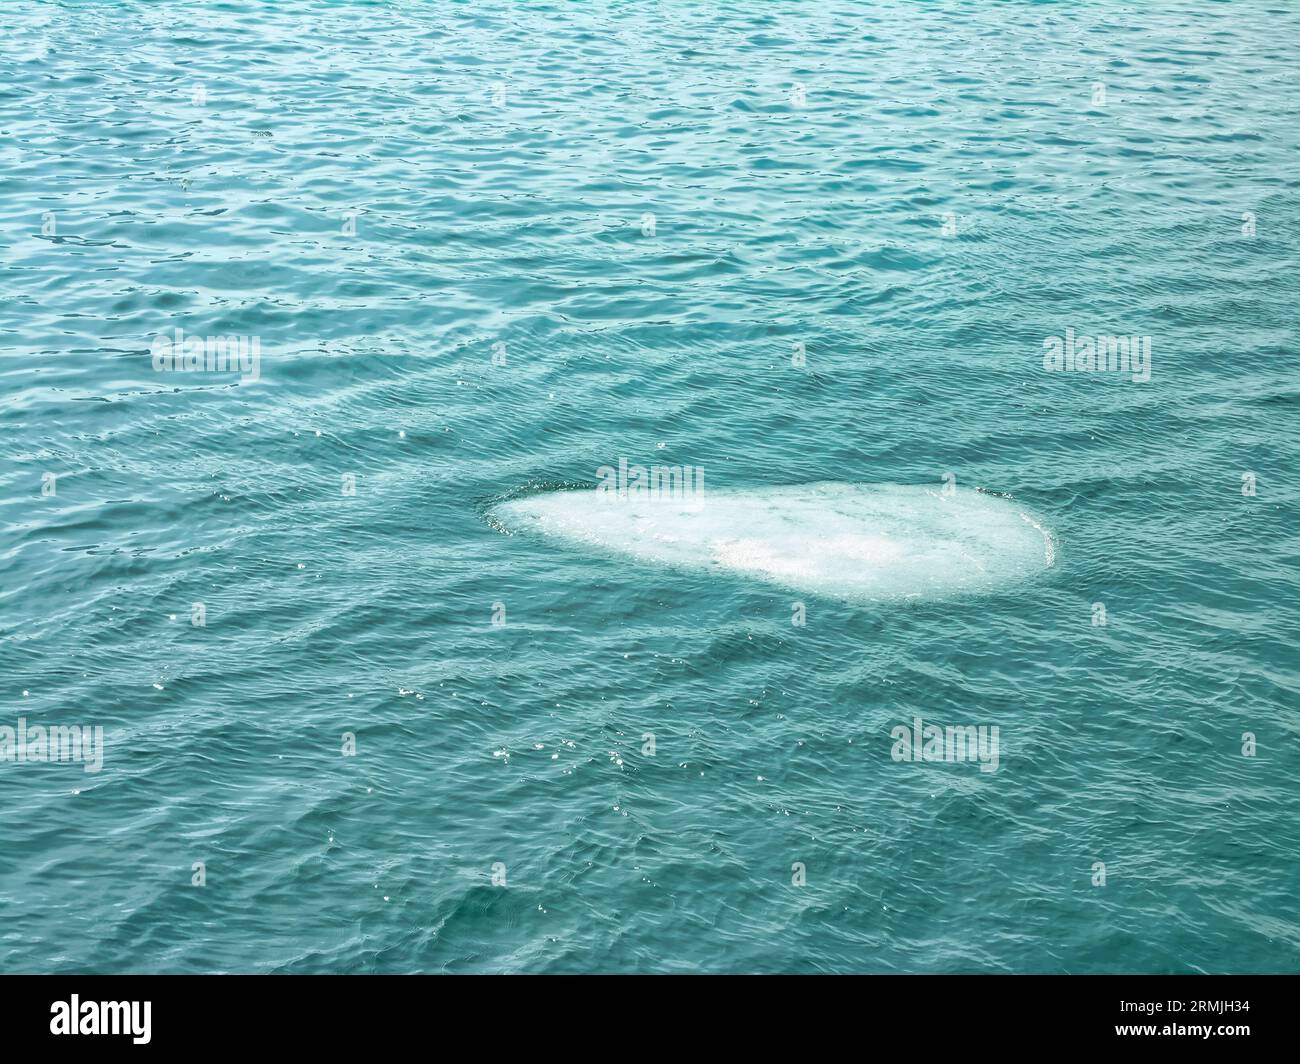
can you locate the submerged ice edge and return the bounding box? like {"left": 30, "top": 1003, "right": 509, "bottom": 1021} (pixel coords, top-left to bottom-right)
{"left": 491, "top": 483, "right": 1058, "bottom": 604}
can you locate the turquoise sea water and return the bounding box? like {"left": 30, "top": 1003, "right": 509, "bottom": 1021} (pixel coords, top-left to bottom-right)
{"left": 2, "top": 1, "right": 1299, "bottom": 973}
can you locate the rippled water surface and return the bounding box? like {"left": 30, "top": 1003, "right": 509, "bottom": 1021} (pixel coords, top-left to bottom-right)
{"left": 2, "top": 1, "right": 1299, "bottom": 973}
